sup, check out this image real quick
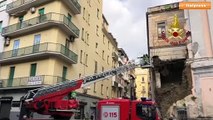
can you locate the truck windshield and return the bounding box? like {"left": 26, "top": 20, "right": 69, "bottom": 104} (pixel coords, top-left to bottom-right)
{"left": 136, "top": 103, "right": 156, "bottom": 120}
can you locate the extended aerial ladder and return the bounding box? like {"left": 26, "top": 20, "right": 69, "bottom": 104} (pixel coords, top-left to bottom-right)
{"left": 19, "top": 63, "right": 143, "bottom": 120}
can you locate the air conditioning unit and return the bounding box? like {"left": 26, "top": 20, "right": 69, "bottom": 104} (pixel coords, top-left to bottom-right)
{"left": 4, "top": 37, "right": 10, "bottom": 46}
{"left": 69, "top": 35, "right": 75, "bottom": 42}
{"left": 30, "top": 7, "right": 36, "bottom": 14}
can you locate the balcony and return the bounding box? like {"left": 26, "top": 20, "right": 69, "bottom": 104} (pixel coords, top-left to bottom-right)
{"left": 0, "top": 75, "right": 68, "bottom": 89}
{"left": 0, "top": 42, "right": 78, "bottom": 64}
{"left": 61, "top": 0, "right": 81, "bottom": 14}
{"left": 112, "top": 52, "right": 118, "bottom": 61}
{"left": 2, "top": 13, "right": 80, "bottom": 38}
{"left": 6, "top": 0, "right": 81, "bottom": 15}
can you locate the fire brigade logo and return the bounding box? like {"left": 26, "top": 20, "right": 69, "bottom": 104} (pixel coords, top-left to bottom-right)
{"left": 103, "top": 112, "right": 108, "bottom": 117}
{"left": 161, "top": 14, "right": 191, "bottom": 46}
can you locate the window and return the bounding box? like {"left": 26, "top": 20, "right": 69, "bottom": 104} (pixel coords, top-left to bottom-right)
{"left": 67, "top": 13, "right": 72, "bottom": 21}
{"left": 18, "top": 16, "right": 24, "bottom": 28}
{"left": 102, "top": 50, "right": 104, "bottom": 59}
{"left": 8, "top": 66, "right": 15, "bottom": 87}
{"left": 62, "top": 66, "right": 67, "bottom": 81}
{"left": 94, "top": 83, "right": 96, "bottom": 92}
{"left": 97, "top": 9, "right": 99, "bottom": 18}
{"left": 0, "top": 21, "right": 2, "bottom": 33}
{"left": 136, "top": 104, "right": 156, "bottom": 119}
{"left": 142, "top": 77, "right": 145, "bottom": 83}
{"left": 83, "top": 7, "right": 85, "bottom": 19}
{"left": 94, "top": 61, "right": 98, "bottom": 73}
{"left": 96, "top": 25, "right": 99, "bottom": 35}
{"left": 106, "top": 87, "right": 109, "bottom": 97}
{"left": 34, "top": 34, "right": 41, "bottom": 44}
{"left": 65, "top": 39, "right": 70, "bottom": 48}
{"left": 103, "top": 35, "right": 105, "bottom": 44}
{"left": 157, "top": 22, "right": 166, "bottom": 38}
{"left": 12, "top": 40, "right": 20, "bottom": 57}
{"left": 101, "top": 84, "right": 103, "bottom": 95}
{"left": 86, "top": 33, "right": 89, "bottom": 44}
{"left": 88, "top": 14, "right": 90, "bottom": 25}
{"left": 33, "top": 34, "right": 41, "bottom": 53}
{"left": 102, "top": 67, "right": 104, "bottom": 72}
{"left": 95, "top": 43, "right": 98, "bottom": 53}
{"left": 108, "top": 41, "right": 110, "bottom": 49}
{"left": 85, "top": 54, "right": 88, "bottom": 66}
{"left": 30, "top": 63, "right": 37, "bottom": 76}
{"left": 81, "top": 28, "right": 84, "bottom": 40}
{"left": 80, "top": 50, "right": 83, "bottom": 63}
{"left": 39, "top": 8, "right": 45, "bottom": 15}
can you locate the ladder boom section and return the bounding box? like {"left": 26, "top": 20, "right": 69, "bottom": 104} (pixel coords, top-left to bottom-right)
{"left": 24, "top": 64, "right": 136, "bottom": 101}
{"left": 82, "top": 64, "right": 136, "bottom": 86}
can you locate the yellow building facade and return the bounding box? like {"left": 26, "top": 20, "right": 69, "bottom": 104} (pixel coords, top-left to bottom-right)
{"left": 0, "top": 0, "right": 118, "bottom": 100}
{"left": 135, "top": 68, "right": 150, "bottom": 99}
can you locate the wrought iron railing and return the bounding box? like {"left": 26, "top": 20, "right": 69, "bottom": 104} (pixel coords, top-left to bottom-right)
{"left": 2, "top": 12, "right": 80, "bottom": 37}
{"left": 0, "top": 75, "right": 68, "bottom": 88}
{"left": 6, "top": 0, "right": 33, "bottom": 11}
{"left": 70, "top": 0, "right": 81, "bottom": 12}
{"left": 0, "top": 42, "right": 78, "bottom": 63}
{"left": 6, "top": 0, "right": 81, "bottom": 14}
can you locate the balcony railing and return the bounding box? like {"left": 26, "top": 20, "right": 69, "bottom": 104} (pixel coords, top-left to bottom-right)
{"left": 0, "top": 42, "right": 78, "bottom": 64}
{"left": 6, "top": 0, "right": 35, "bottom": 11}
{"left": 0, "top": 75, "right": 68, "bottom": 88}
{"left": 6, "top": 0, "right": 81, "bottom": 15}
{"left": 112, "top": 52, "right": 118, "bottom": 61}
{"left": 2, "top": 12, "right": 80, "bottom": 37}
{"left": 62, "top": 0, "right": 81, "bottom": 14}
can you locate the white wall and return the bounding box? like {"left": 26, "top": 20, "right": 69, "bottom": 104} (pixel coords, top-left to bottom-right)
{"left": 0, "top": 0, "right": 12, "bottom": 52}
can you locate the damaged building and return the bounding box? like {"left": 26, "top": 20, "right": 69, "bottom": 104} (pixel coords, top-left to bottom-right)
{"left": 147, "top": 2, "right": 193, "bottom": 119}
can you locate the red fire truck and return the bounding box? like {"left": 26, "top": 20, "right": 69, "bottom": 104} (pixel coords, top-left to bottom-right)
{"left": 98, "top": 98, "right": 161, "bottom": 120}
{"left": 18, "top": 63, "right": 160, "bottom": 120}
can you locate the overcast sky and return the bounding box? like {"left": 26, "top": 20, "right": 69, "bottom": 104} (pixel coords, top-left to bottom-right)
{"left": 103, "top": 0, "right": 181, "bottom": 59}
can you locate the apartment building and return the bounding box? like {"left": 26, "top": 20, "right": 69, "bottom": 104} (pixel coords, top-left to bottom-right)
{"left": 135, "top": 68, "right": 150, "bottom": 99}
{"left": 116, "top": 48, "right": 131, "bottom": 98}
{"left": 0, "top": 0, "right": 119, "bottom": 119}
{"left": 147, "top": 2, "right": 193, "bottom": 118}
{"left": 0, "top": 0, "right": 12, "bottom": 52}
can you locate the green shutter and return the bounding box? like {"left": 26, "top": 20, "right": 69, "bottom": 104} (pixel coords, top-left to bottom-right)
{"left": 8, "top": 67, "right": 15, "bottom": 87}
{"left": 67, "top": 13, "right": 72, "bottom": 21}
{"left": 19, "top": 16, "right": 23, "bottom": 21}
{"left": 30, "top": 64, "right": 37, "bottom": 76}
{"left": 0, "top": 21, "right": 2, "bottom": 33}
{"left": 39, "top": 8, "right": 45, "bottom": 15}
{"left": 62, "top": 66, "right": 67, "bottom": 82}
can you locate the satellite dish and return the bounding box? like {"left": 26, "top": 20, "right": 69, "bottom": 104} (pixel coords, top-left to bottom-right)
{"left": 191, "top": 42, "right": 199, "bottom": 55}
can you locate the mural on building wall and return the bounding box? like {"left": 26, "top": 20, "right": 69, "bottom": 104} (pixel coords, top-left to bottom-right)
{"left": 161, "top": 14, "right": 191, "bottom": 46}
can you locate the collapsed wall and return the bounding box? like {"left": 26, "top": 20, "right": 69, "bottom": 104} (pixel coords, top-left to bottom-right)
{"left": 152, "top": 56, "right": 192, "bottom": 118}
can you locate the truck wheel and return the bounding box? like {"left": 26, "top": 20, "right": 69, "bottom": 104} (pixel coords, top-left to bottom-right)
{"left": 53, "top": 116, "right": 71, "bottom": 120}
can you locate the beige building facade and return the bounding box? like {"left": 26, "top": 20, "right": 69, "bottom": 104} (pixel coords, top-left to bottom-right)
{"left": 135, "top": 68, "right": 150, "bottom": 99}
{"left": 0, "top": 0, "right": 120, "bottom": 119}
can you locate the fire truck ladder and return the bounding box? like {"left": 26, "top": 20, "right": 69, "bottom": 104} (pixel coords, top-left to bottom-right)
{"left": 23, "top": 64, "right": 137, "bottom": 101}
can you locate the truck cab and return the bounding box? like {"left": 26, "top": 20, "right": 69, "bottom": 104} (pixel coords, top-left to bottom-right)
{"left": 97, "top": 98, "right": 161, "bottom": 120}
